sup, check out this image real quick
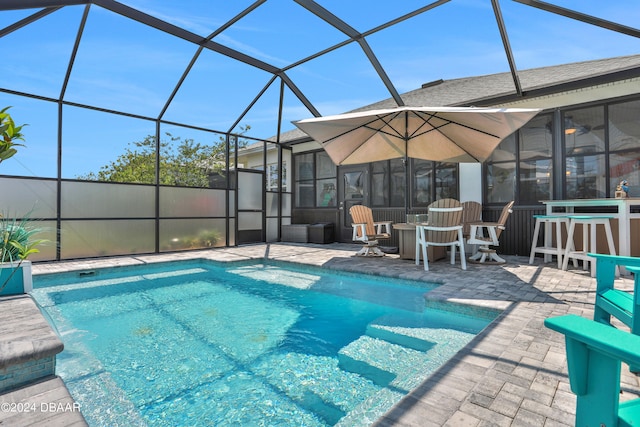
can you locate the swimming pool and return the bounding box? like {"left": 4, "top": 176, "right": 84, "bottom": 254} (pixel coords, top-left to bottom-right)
{"left": 32, "top": 260, "right": 498, "bottom": 426}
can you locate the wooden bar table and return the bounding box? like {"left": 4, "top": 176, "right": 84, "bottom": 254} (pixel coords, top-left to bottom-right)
{"left": 541, "top": 198, "right": 640, "bottom": 273}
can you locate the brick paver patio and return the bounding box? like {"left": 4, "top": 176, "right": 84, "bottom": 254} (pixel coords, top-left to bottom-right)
{"left": 3, "top": 242, "right": 639, "bottom": 426}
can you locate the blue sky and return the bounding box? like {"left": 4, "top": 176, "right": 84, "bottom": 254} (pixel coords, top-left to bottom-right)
{"left": 0, "top": 1, "right": 639, "bottom": 178}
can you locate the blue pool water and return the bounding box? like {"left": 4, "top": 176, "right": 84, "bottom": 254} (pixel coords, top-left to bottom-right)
{"left": 32, "top": 260, "right": 498, "bottom": 427}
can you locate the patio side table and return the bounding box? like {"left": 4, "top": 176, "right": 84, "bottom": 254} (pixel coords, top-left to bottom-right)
{"left": 392, "top": 223, "right": 446, "bottom": 262}
{"left": 308, "top": 223, "right": 334, "bottom": 244}
{"left": 281, "top": 224, "right": 310, "bottom": 243}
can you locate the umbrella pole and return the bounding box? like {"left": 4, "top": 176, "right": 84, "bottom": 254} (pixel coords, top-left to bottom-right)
{"left": 404, "top": 111, "right": 409, "bottom": 217}
{"left": 404, "top": 152, "right": 409, "bottom": 217}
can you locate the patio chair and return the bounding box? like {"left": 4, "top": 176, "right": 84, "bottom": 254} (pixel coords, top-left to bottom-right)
{"left": 461, "top": 201, "right": 483, "bottom": 240}
{"left": 590, "top": 253, "right": 640, "bottom": 372}
{"left": 415, "top": 198, "right": 466, "bottom": 271}
{"left": 349, "top": 205, "right": 392, "bottom": 257}
{"left": 545, "top": 314, "right": 640, "bottom": 426}
{"left": 461, "top": 201, "right": 482, "bottom": 256}
{"left": 467, "top": 200, "right": 514, "bottom": 264}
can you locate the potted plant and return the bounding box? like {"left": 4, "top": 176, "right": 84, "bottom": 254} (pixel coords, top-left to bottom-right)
{"left": 0, "top": 106, "right": 26, "bottom": 164}
{"left": 0, "top": 106, "right": 44, "bottom": 296}
{"left": 0, "top": 215, "right": 44, "bottom": 295}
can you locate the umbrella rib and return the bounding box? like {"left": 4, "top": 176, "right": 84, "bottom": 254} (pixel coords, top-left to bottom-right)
{"left": 370, "top": 110, "right": 406, "bottom": 139}
{"left": 364, "top": 111, "right": 408, "bottom": 158}
{"left": 412, "top": 125, "right": 484, "bottom": 162}
{"left": 410, "top": 111, "right": 503, "bottom": 162}
{"left": 407, "top": 111, "right": 433, "bottom": 139}
{"left": 414, "top": 110, "right": 502, "bottom": 139}
{"left": 321, "top": 111, "right": 406, "bottom": 143}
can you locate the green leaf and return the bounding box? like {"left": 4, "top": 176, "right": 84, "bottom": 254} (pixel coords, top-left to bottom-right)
{"left": 0, "top": 148, "right": 17, "bottom": 160}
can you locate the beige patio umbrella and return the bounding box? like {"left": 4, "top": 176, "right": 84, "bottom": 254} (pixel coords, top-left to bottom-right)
{"left": 292, "top": 106, "right": 541, "bottom": 165}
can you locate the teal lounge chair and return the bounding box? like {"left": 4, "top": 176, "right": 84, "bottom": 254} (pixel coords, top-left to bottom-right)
{"left": 545, "top": 314, "right": 640, "bottom": 426}
{"left": 590, "top": 253, "right": 640, "bottom": 373}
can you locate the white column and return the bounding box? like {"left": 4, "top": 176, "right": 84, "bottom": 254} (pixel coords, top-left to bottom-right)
{"left": 459, "top": 163, "right": 482, "bottom": 203}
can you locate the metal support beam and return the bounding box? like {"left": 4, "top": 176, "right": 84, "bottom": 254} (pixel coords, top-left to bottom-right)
{"left": 363, "top": 0, "right": 451, "bottom": 36}
{"left": 228, "top": 75, "right": 278, "bottom": 134}
{"left": 92, "top": 0, "right": 281, "bottom": 74}
{"left": 294, "top": 0, "right": 404, "bottom": 107}
{"left": 59, "top": 4, "right": 89, "bottom": 100}
{"left": 286, "top": 0, "right": 450, "bottom": 73}
{"left": 294, "top": 0, "right": 358, "bottom": 37}
{"left": 492, "top": 0, "right": 522, "bottom": 96}
{"left": 0, "top": 0, "right": 280, "bottom": 79}
{"left": 358, "top": 38, "right": 404, "bottom": 106}
{"left": 158, "top": 1, "right": 267, "bottom": 120}
{"left": 0, "top": 0, "right": 87, "bottom": 10}
{"left": 210, "top": 0, "right": 267, "bottom": 39}
{"left": 514, "top": 0, "right": 640, "bottom": 39}
{"left": 279, "top": 72, "right": 321, "bottom": 118}
{"left": 0, "top": 7, "right": 61, "bottom": 37}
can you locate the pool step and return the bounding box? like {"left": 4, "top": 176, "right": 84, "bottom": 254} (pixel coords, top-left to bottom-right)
{"left": 365, "top": 313, "right": 438, "bottom": 352}
{"left": 252, "top": 352, "right": 380, "bottom": 425}
{"left": 337, "top": 335, "right": 430, "bottom": 390}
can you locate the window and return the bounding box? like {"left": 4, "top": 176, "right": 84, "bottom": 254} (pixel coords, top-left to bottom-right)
{"left": 295, "top": 153, "right": 314, "bottom": 207}
{"left": 315, "top": 152, "right": 337, "bottom": 207}
{"left": 561, "top": 101, "right": 640, "bottom": 200}
{"left": 435, "top": 163, "right": 458, "bottom": 201}
{"left": 486, "top": 132, "right": 516, "bottom": 204}
{"left": 294, "top": 153, "right": 458, "bottom": 209}
{"left": 371, "top": 161, "right": 389, "bottom": 206}
{"left": 486, "top": 113, "right": 553, "bottom": 204}
{"left": 563, "top": 107, "right": 606, "bottom": 199}
{"left": 294, "top": 151, "right": 336, "bottom": 208}
{"left": 265, "top": 162, "right": 286, "bottom": 191}
{"left": 371, "top": 159, "right": 405, "bottom": 208}
{"left": 412, "top": 160, "right": 458, "bottom": 207}
{"left": 608, "top": 99, "right": 640, "bottom": 197}
{"left": 390, "top": 159, "right": 405, "bottom": 208}
{"left": 364, "top": 159, "right": 406, "bottom": 207}
{"left": 519, "top": 114, "right": 553, "bottom": 203}
{"left": 412, "top": 160, "right": 432, "bottom": 207}
{"left": 484, "top": 99, "right": 640, "bottom": 204}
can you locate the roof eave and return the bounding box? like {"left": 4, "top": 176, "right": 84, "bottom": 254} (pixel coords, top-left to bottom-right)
{"left": 464, "top": 65, "right": 640, "bottom": 107}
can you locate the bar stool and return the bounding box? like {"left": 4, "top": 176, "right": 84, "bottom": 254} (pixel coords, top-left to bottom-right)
{"left": 561, "top": 215, "right": 617, "bottom": 277}
{"left": 529, "top": 214, "right": 570, "bottom": 268}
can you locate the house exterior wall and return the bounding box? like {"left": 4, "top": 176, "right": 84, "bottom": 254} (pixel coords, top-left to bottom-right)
{"left": 290, "top": 81, "right": 640, "bottom": 256}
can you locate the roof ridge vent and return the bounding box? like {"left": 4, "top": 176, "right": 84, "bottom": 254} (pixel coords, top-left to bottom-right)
{"left": 421, "top": 79, "right": 444, "bottom": 89}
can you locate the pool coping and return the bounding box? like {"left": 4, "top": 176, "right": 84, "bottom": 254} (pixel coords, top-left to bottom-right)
{"left": 0, "top": 294, "right": 85, "bottom": 426}
{"left": 5, "top": 242, "right": 640, "bottom": 426}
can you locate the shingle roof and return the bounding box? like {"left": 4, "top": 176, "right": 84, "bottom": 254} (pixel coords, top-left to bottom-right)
{"left": 276, "top": 54, "right": 640, "bottom": 144}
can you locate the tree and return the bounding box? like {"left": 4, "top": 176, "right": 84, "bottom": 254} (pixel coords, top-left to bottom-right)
{"left": 78, "top": 126, "right": 250, "bottom": 187}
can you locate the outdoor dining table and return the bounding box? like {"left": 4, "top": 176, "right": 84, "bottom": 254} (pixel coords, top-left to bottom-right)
{"left": 541, "top": 198, "right": 640, "bottom": 274}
